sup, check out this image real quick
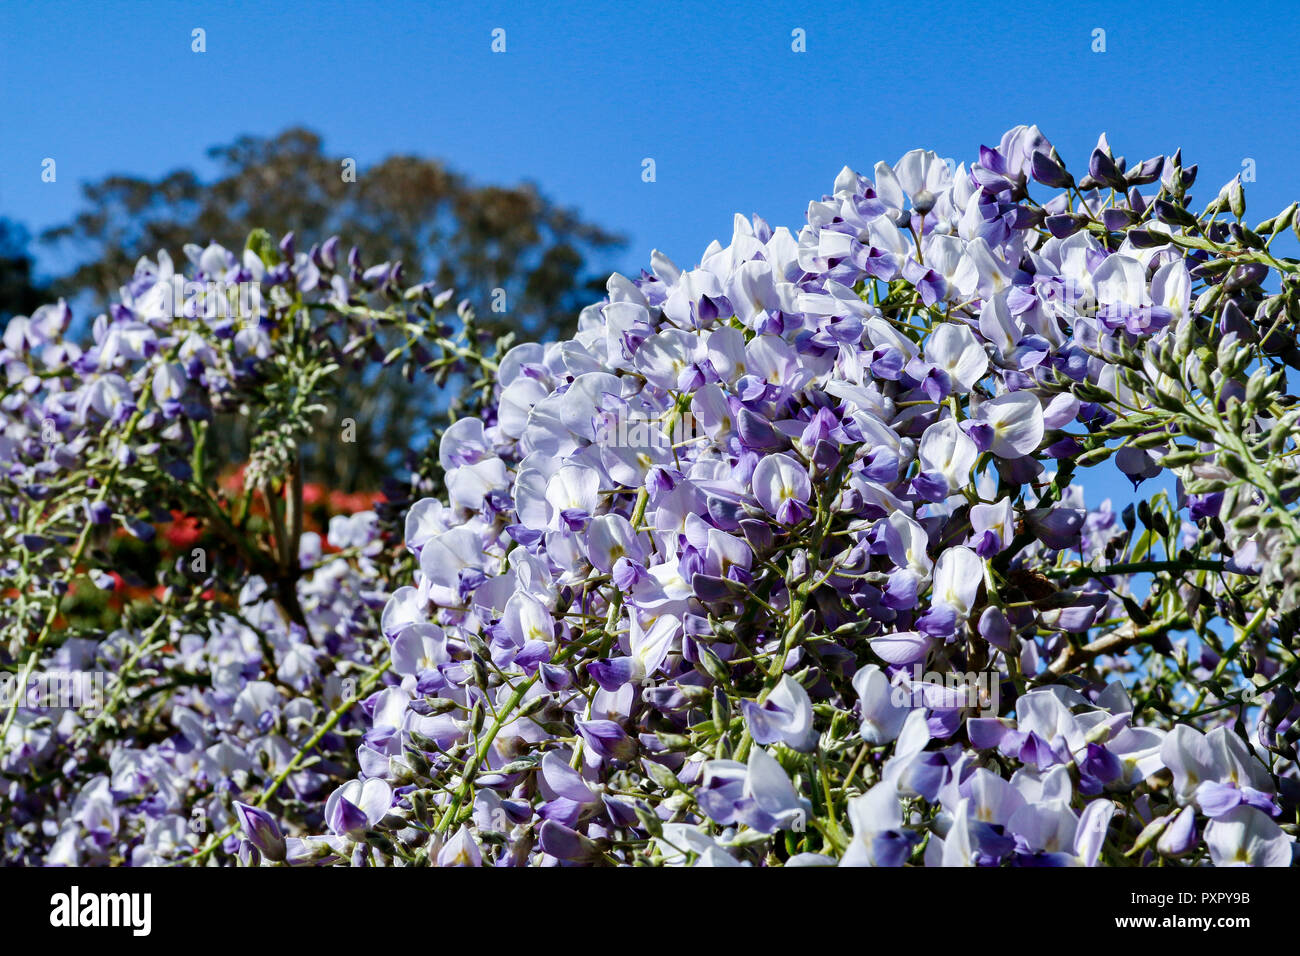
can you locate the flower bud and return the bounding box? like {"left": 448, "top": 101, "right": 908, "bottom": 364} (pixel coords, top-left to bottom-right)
{"left": 1156, "top": 806, "right": 1198, "bottom": 858}
{"left": 233, "top": 801, "right": 286, "bottom": 863}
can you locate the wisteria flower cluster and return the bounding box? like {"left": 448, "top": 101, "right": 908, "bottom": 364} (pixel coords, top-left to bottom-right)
{"left": 7, "top": 127, "right": 1300, "bottom": 867}
{"left": 286, "top": 128, "right": 1300, "bottom": 869}
{"left": 1, "top": 228, "right": 497, "bottom": 864}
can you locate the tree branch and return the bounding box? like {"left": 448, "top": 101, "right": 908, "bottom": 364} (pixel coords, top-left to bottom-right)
{"left": 1044, "top": 612, "right": 1190, "bottom": 679}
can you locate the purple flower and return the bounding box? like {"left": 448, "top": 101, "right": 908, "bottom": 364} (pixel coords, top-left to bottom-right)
{"left": 741, "top": 675, "right": 817, "bottom": 752}
{"left": 233, "top": 802, "right": 286, "bottom": 862}
{"left": 752, "top": 453, "right": 812, "bottom": 525}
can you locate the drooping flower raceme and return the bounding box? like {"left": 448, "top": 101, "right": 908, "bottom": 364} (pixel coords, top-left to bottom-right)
{"left": 0, "top": 229, "right": 487, "bottom": 865}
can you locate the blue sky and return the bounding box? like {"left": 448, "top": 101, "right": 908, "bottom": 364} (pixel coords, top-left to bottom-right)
{"left": 4, "top": 0, "right": 1298, "bottom": 273}
{"left": 2, "top": 0, "right": 1298, "bottom": 505}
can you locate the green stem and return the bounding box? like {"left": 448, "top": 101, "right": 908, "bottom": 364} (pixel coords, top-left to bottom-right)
{"left": 184, "top": 658, "right": 392, "bottom": 865}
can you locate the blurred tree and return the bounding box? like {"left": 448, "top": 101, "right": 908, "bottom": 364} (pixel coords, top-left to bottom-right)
{"left": 0, "top": 219, "right": 47, "bottom": 321}
{"left": 41, "top": 128, "right": 625, "bottom": 490}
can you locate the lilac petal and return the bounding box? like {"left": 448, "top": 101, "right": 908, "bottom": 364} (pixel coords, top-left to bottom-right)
{"left": 538, "top": 819, "right": 600, "bottom": 862}
{"left": 537, "top": 796, "right": 585, "bottom": 827}
{"left": 869, "top": 631, "right": 933, "bottom": 666}
{"left": 968, "top": 717, "right": 1013, "bottom": 750}
{"left": 742, "top": 699, "right": 786, "bottom": 746}
{"left": 588, "top": 657, "right": 636, "bottom": 691}
{"left": 978, "top": 606, "right": 1011, "bottom": 650}
{"left": 1196, "top": 781, "right": 1244, "bottom": 818}
{"left": 328, "top": 796, "right": 370, "bottom": 838}
{"left": 541, "top": 751, "right": 597, "bottom": 804}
